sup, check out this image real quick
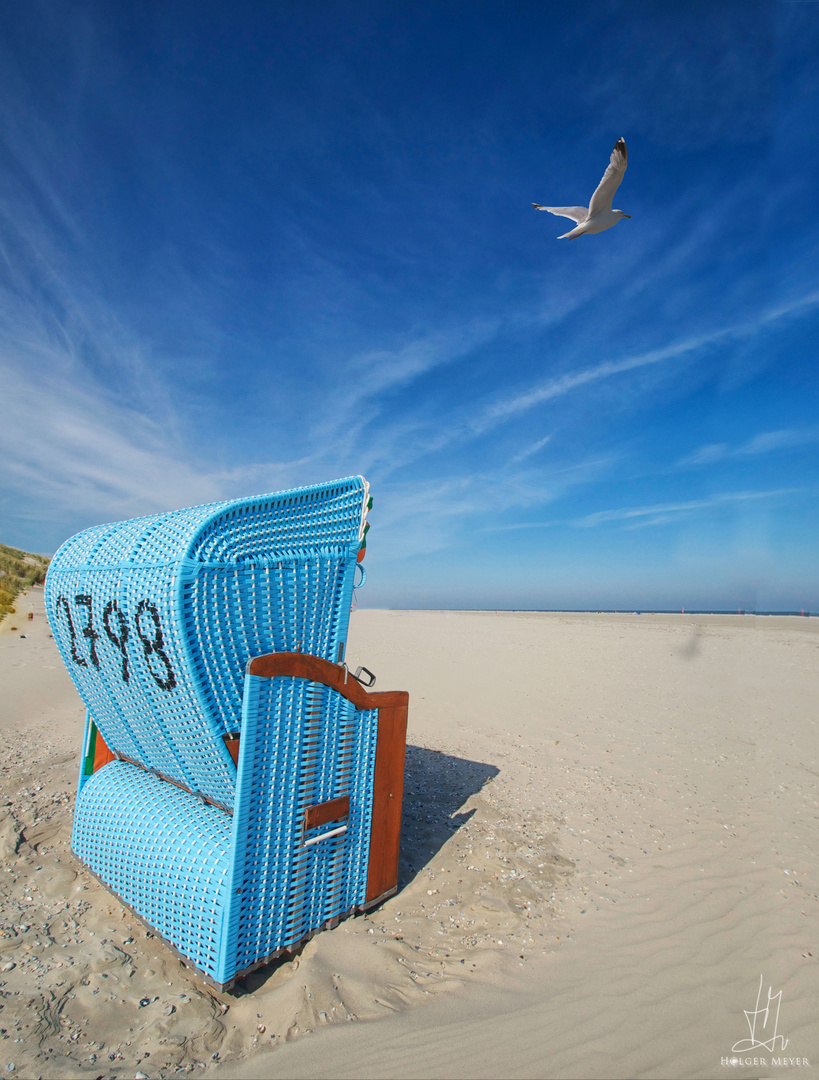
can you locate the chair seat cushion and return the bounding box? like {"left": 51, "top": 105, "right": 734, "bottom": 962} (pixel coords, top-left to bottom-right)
{"left": 72, "top": 760, "right": 233, "bottom": 982}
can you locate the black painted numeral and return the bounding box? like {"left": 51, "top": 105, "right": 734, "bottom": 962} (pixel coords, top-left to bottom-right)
{"left": 74, "top": 594, "right": 100, "bottom": 668}
{"left": 56, "top": 595, "right": 86, "bottom": 667}
{"left": 135, "top": 600, "right": 177, "bottom": 692}
{"left": 103, "top": 600, "right": 130, "bottom": 683}
{"left": 55, "top": 593, "right": 177, "bottom": 693}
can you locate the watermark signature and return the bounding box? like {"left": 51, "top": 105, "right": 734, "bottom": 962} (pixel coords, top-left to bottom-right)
{"left": 733, "top": 974, "right": 788, "bottom": 1053}
{"left": 721, "top": 976, "right": 810, "bottom": 1069}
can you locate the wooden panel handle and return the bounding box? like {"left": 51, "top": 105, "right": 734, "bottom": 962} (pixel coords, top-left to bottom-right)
{"left": 304, "top": 794, "right": 350, "bottom": 831}
{"left": 247, "top": 653, "right": 408, "bottom": 711}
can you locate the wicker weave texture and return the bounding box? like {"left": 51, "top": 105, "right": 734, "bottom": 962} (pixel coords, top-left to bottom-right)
{"left": 222, "top": 675, "right": 378, "bottom": 973}
{"left": 72, "top": 760, "right": 233, "bottom": 981}
{"left": 45, "top": 477, "right": 369, "bottom": 809}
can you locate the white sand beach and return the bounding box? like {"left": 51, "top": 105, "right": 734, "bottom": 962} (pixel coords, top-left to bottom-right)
{"left": 1, "top": 592, "right": 817, "bottom": 1078}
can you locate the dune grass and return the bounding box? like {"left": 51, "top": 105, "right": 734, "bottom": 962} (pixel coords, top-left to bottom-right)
{"left": 0, "top": 544, "right": 50, "bottom": 616}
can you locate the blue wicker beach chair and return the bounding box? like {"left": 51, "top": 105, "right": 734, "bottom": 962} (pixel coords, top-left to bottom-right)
{"left": 44, "top": 476, "right": 407, "bottom": 990}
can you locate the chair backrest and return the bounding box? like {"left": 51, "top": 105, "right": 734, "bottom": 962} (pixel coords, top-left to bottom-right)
{"left": 45, "top": 476, "right": 370, "bottom": 809}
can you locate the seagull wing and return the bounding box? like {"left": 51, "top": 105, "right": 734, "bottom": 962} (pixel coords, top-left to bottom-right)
{"left": 587, "top": 138, "right": 627, "bottom": 217}
{"left": 532, "top": 205, "right": 588, "bottom": 222}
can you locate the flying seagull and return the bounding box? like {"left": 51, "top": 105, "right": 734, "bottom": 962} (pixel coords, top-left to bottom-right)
{"left": 533, "top": 137, "right": 630, "bottom": 239}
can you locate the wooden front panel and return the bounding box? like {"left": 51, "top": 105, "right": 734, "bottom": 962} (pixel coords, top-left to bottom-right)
{"left": 365, "top": 696, "right": 408, "bottom": 904}
{"left": 244, "top": 654, "right": 409, "bottom": 906}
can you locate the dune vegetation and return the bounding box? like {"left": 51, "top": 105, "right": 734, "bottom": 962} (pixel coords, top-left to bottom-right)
{"left": 0, "top": 544, "right": 49, "bottom": 616}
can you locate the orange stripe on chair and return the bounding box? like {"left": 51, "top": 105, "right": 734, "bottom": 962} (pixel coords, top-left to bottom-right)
{"left": 93, "top": 728, "right": 117, "bottom": 772}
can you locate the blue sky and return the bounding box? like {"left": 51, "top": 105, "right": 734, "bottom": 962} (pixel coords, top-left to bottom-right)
{"left": 1, "top": 1, "right": 818, "bottom": 610}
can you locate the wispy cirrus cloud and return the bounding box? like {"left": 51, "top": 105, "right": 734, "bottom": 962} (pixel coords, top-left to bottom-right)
{"left": 511, "top": 434, "right": 552, "bottom": 464}
{"left": 481, "top": 485, "right": 806, "bottom": 534}
{"left": 679, "top": 426, "right": 819, "bottom": 467}
{"left": 480, "top": 337, "right": 712, "bottom": 426}
{"left": 680, "top": 443, "right": 730, "bottom": 467}
{"left": 0, "top": 355, "right": 316, "bottom": 529}
{"left": 311, "top": 283, "right": 819, "bottom": 489}
{"left": 478, "top": 291, "right": 819, "bottom": 432}
{"left": 353, "top": 285, "right": 819, "bottom": 487}
{"left": 347, "top": 323, "right": 732, "bottom": 480}
{"left": 573, "top": 487, "right": 803, "bottom": 530}
{"left": 367, "top": 455, "right": 613, "bottom": 558}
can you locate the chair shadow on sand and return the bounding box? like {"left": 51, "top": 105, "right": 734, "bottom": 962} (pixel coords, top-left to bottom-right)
{"left": 233, "top": 744, "right": 498, "bottom": 994}
{"left": 397, "top": 744, "right": 499, "bottom": 888}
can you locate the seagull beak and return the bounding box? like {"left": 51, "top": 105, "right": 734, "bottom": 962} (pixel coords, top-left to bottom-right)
{"left": 623, "top": 214, "right": 632, "bottom": 218}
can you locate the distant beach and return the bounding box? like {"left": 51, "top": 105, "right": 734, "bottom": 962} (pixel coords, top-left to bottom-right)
{"left": 1, "top": 596, "right": 817, "bottom": 1078}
